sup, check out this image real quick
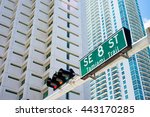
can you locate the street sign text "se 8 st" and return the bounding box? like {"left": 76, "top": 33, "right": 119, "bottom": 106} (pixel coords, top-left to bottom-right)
{"left": 80, "top": 27, "right": 132, "bottom": 79}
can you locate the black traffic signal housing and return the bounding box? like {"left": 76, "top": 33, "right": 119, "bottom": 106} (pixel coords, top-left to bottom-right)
{"left": 46, "top": 76, "right": 59, "bottom": 90}
{"left": 46, "top": 68, "right": 75, "bottom": 91}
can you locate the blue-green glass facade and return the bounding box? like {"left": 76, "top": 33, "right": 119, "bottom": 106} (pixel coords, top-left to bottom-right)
{"left": 86, "top": 0, "right": 150, "bottom": 100}
{"left": 129, "top": 55, "right": 144, "bottom": 99}
{"left": 135, "top": 0, "right": 146, "bottom": 36}
{"left": 118, "top": 0, "right": 129, "bottom": 29}
{"left": 118, "top": 0, "right": 148, "bottom": 100}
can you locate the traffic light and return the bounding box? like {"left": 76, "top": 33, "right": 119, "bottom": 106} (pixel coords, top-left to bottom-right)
{"left": 46, "top": 68, "right": 75, "bottom": 91}
{"left": 46, "top": 76, "right": 59, "bottom": 90}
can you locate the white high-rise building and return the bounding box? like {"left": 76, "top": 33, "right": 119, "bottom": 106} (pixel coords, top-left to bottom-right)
{"left": 0, "top": 0, "right": 84, "bottom": 100}
{"left": 83, "top": 0, "right": 150, "bottom": 100}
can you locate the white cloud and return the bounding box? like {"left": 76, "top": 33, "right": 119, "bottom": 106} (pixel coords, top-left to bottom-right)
{"left": 143, "top": 18, "right": 150, "bottom": 29}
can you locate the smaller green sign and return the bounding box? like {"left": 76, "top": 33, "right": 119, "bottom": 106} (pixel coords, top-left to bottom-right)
{"left": 80, "top": 28, "right": 132, "bottom": 78}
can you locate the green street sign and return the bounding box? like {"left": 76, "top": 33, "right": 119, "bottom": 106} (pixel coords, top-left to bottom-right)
{"left": 80, "top": 27, "right": 132, "bottom": 79}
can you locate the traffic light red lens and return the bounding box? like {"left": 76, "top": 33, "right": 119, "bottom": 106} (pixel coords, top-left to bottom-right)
{"left": 54, "top": 86, "right": 57, "bottom": 89}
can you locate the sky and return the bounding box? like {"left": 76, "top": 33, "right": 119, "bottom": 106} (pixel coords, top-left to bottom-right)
{"left": 138, "top": 0, "right": 150, "bottom": 28}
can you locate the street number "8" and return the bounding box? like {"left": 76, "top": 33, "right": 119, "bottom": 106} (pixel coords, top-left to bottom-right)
{"left": 98, "top": 46, "right": 104, "bottom": 57}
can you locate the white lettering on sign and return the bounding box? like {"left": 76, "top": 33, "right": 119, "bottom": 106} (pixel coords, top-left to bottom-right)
{"left": 88, "top": 54, "right": 93, "bottom": 64}
{"left": 98, "top": 45, "right": 104, "bottom": 57}
{"left": 83, "top": 54, "right": 93, "bottom": 67}
{"left": 108, "top": 46, "right": 119, "bottom": 57}
{"left": 114, "top": 34, "right": 119, "bottom": 44}
{"left": 83, "top": 58, "right": 88, "bottom": 67}
{"left": 108, "top": 34, "right": 118, "bottom": 48}
{"left": 108, "top": 39, "right": 114, "bottom": 48}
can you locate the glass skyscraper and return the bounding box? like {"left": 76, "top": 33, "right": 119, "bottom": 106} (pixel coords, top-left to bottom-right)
{"left": 83, "top": 0, "right": 150, "bottom": 100}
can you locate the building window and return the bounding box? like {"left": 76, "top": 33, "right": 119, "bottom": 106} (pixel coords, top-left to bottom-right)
{"left": 48, "top": 31, "right": 52, "bottom": 36}
{"left": 8, "top": 75, "right": 19, "bottom": 81}
{"left": 67, "top": 42, "right": 70, "bottom": 48}
{"left": 67, "top": 5, "right": 70, "bottom": 10}
{"left": 123, "top": 80, "right": 126, "bottom": 84}
{"left": 45, "top": 64, "right": 50, "bottom": 71}
{"left": 122, "top": 71, "right": 125, "bottom": 75}
{"left": 121, "top": 67, "right": 124, "bottom": 71}
{"left": 19, "top": 93, "right": 23, "bottom": 100}
{"left": 26, "top": 43, "right": 30, "bottom": 48}
{"left": 67, "top": 31, "right": 70, "bottom": 38}
{"left": 5, "top": 89, "right": 17, "bottom": 95}
{"left": 48, "top": 21, "right": 53, "bottom": 27}
{"left": 30, "top": 87, "right": 41, "bottom": 93}
{"left": 33, "top": 61, "right": 43, "bottom": 66}
{"left": 32, "top": 73, "right": 42, "bottom": 79}
{"left": 43, "top": 90, "right": 48, "bottom": 99}
{"left": 66, "top": 64, "right": 69, "bottom": 70}
{"left": 22, "top": 67, "right": 27, "bottom": 73}
{"left": 66, "top": 92, "right": 69, "bottom": 99}
{"left": 44, "top": 78, "right": 48, "bottom": 85}
{"left": 122, "top": 76, "right": 125, "bottom": 80}
{"left": 11, "top": 63, "right": 21, "bottom": 68}
{"left": 125, "top": 95, "right": 128, "bottom": 99}
{"left": 46, "top": 52, "right": 51, "bottom": 58}
{"left": 120, "top": 63, "right": 123, "bottom": 66}
{"left": 125, "top": 90, "right": 128, "bottom": 94}
{"left": 67, "top": 13, "right": 70, "bottom": 19}
{"left": 47, "top": 41, "right": 51, "bottom": 47}
{"left": 67, "top": 22, "right": 70, "bottom": 28}
{"left": 25, "top": 55, "right": 28, "bottom": 60}
{"left": 66, "top": 53, "right": 70, "bottom": 60}
{"left": 21, "top": 79, "right": 25, "bottom": 86}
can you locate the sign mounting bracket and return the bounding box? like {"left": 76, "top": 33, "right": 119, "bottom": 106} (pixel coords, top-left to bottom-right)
{"left": 88, "top": 74, "right": 96, "bottom": 80}
{"left": 119, "top": 52, "right": 129, "bottom": 59}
